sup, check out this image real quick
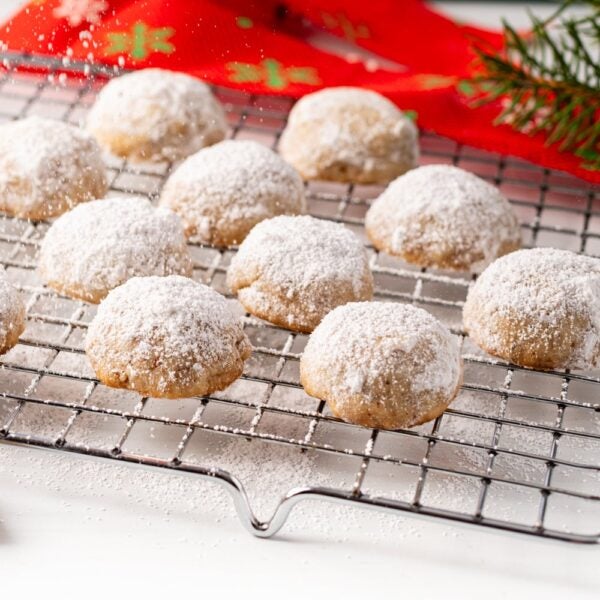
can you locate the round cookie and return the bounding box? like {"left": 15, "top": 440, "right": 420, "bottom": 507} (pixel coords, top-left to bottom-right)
{"left": 85, "top": 275, "right": 252, "bottom": 398}
{"left": 463, "top": 248, "right": 600, "bottom": 370}
{"left": 227, "top": 215, "right": 373, "bottom": 332}
{"left": 0, "top": 278, "right": 25, "bottom": 355}
{"left": 279, "top": 87, "right": 418, "bottom": 184}
{"left": 160, "top": 140, "right": 305, "bottom": 246}
{"left": 87, "top": 68, "right": 227, "bottom": 163}
{"left": 366, "top": 165, "right": 521, "bottom": 271}
{"left": 38, "top": 196, "right": 193, "bottom": 303}
{"left": 0, "top": 116, "right": 108, "bottom": 220}
{"left": 300, "top": 302, "right": 463, "bottom": 430}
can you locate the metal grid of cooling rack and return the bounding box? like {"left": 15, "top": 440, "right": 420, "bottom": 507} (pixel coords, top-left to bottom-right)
{"left": 0, "top": 52, "right": 599, "bottom": 543}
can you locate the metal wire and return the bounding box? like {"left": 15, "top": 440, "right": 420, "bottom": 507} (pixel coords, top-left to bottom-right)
{"left": 0, "top": 52, "right": 599, "bottom": 543}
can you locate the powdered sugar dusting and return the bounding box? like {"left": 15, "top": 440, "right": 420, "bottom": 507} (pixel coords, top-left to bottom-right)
{"left": 464, "top": 248, "right": 600, "bottom": 370}
{"left": 38, "top": 196, "right": 193, "bottom": 302}
{"left": 0, "top": 441, "right": 414, "bottom": 542}
{"left": 366, "top": 164, "right": 521, "bottom": 271}
{"left": 0, "top": 116, "right": 107, "bottom": 218}
{"left": 229, "top": 216, "right": 368, "bottom": 291}
{"left": 85, "top": 275, "right": 251, "bottom": 396}
{"left": 160, "top": 140, "right": 305, "bottom": 245}
{"left": 87, "top": 68, "right": 227, "bottom": 162}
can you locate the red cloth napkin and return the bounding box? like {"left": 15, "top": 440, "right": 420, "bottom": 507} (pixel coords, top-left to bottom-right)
{"left": 1, "top": 0, "right": 597, "bottom": 183}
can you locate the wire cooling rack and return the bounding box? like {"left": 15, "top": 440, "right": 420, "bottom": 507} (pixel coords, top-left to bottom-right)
{"left": 0, "top": 52, "right": 599, "bottom": 543}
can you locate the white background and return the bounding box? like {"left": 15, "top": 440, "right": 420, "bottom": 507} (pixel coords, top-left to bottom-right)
{"left": 0, "top": 1, "right": 598, "bottom": 597}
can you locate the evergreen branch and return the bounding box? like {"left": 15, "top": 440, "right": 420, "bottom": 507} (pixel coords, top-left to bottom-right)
{"left": 468, "top": 1, "right": 600, "bottom": 171}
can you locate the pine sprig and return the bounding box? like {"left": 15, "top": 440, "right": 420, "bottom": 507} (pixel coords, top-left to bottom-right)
{"left": 470, "top": 1, "right": 600, "bottom": 170}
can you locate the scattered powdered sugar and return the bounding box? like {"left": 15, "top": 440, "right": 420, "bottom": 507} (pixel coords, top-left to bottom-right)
{"left": 87, "top": 68, "right": 227, "bottom": 161}
{"left": 0, "top": 440, "right": 417, "bottom": 544}
{"left": 302, "top": 302, "right": 462, "bottom": 401}
{"left": 38, "top": 196, "right": 193, "bottom": 302}
{"left": 0, "top": 276, "right": 25, "bottom": 349}
{"left": 160, "top": 140, "right": 305, "bottom": 244}
{"left": 0, "top": 116, "right": 107, "bottom": 217}
{"left": 366, "top": 164, "right": 521, "bottom": 271}
{"left": 85, "top": 275, "right": 250, "bottom": 395}
{"left": 464, "top": 248, "right": 600, "bottom": 370}
{"left": 279, "top": 87, "right": 418, "bottom": 182}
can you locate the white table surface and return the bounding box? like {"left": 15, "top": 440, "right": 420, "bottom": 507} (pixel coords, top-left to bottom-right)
{"left": 0, "top": 1, "right": 598, "bottom": 597}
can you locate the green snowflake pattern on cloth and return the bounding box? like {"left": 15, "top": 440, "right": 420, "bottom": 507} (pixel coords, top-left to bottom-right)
{"left": 104, "top": 21, "right": 175, "bottom": 61}
{"left": 320, "top": 11, "right": 369, "bottom": 43}
{"left": 226, "top": 59, "right": 320, "bottom": 90}
{"left": 235, "top": 16, "right": 253, "bottom": 29}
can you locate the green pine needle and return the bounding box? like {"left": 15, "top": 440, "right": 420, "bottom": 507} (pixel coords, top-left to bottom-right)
{"left": 468, "top": 0, "right": 600, "bottom": 171}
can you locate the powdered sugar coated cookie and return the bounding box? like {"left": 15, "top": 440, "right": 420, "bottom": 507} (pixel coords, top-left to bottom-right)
{"left": 366, "top": 165, "right": 521, "bottom": 271}
{"left": 160, "top": 140, "right": 305, "bottom": 246}
{"left": 85, "top": 275, "right": 252, "bottom": 398}
{"left": 463, "top": 248, "right": 600, "bottom": 370}
{"left": 0, "top": 116, "right": 108, "bottom": 220}
{"left": 300, "top": 302, "right": 463, "bottom": 429}
{"left": 280, "top": 87, "right": 418, "bottom": 184}
{"left": 87, "top": 69, "right": 227, "bottom": 162}
{"left": 0, "top": 277, "right": 25, "bottom": 355}
{"left": 38, "top": 196, "right": 193, "bottom": 303}
{"left": 227, "top": 215, "right": 373, "bottom": 332}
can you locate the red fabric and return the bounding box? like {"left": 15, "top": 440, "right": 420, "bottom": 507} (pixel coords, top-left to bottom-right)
{"left": 0, "top": 0, "right": 597, "bottom": 183}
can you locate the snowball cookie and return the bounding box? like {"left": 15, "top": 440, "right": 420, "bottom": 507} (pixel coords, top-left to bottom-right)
{"left": 160, "top": 140, "right": 305, "bottom": 246}
{"left": 0, "top": 278, "right": 25, "bottom": 355}
{"left": 86, "top": 276, "right": 252, "bottom": 398}
{"left": 227, "top": 215, "right": 373, "bottom": 333}
{"left": 464, "top": 248, "right": 600, "bottom": 370}
{"left": 366, "top": 165, "right": 521, "bottom": 271}
{"left": 38, "top": 197, "right": 193, "bottom": 303}
{"left": 279, "top": 87, "right": 418, "bottom": 184}
{"left": 0, "top": 116, "right": 108, "bottom": 220}
{"left": 300, "top": 302, "right": 463, "bottom": 430}
{"left": 87, "top": 69, "right": 227, "bottom": 163}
